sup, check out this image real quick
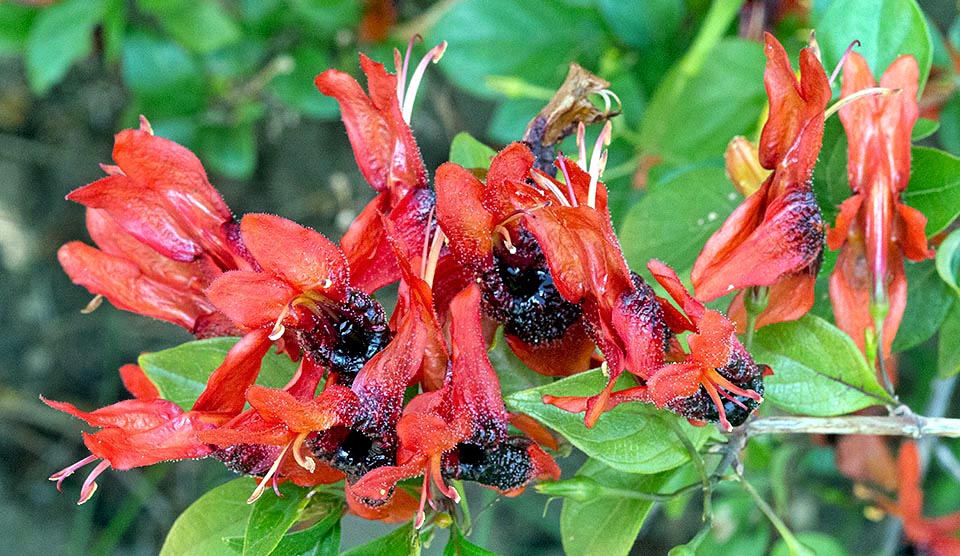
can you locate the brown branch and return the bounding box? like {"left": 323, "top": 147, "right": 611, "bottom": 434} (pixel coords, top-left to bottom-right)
{"left": 745, "top": 415, "right": 960, "bottom": 438}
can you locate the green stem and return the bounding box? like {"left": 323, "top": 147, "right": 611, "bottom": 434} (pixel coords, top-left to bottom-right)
{"left": 664, "top": 417, "right": 712, "bottom": 520}
{"left": 743, "top": 286, "right": 769, "bottom": 351}
{"left": 735, "top": 471, "right": 811, "bottom": 556}
{"left": 679, "top": 0, "right": 748, "bottom": 78}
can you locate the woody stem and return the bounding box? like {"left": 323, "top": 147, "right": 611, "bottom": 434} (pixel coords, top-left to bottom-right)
{"left": 745, "top": 415, "right": 960, "bottom": 437}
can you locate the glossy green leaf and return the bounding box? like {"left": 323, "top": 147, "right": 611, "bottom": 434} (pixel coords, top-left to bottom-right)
{"left": 639, "top": 39, "right": 767, "bottom": 164}
{"left": 620, "top": 165, "right": 741, "bottom": 274}
{"left": 449, "top": 133, "right": 497, "bottom": 169}
{"left": 428, "top": 0, "right": 608, "bottom": 99}
{"left": 122, "top": 32, "right": 205, "bottom": 117}
{"left": 488, "top": 98, "right": 543, "bottom": 144}
{"left": 936, "top": 229, "right": 960, "bottom": 296}
{"left": 939, "top": 93, "right": 960, "bottom": 156}
{"left": 287, "top": 0, "right": 362, "bottom": 40}
{"left": 891, "top": 260, "right": 955, "bottom": 352}
{"left": 504, "top": 369, "right": 712, "bottom": 474}
{"left": 912, "top": 118, "right": 939, "bottom": 140}
{"left": 753, "top": 314, "right": 895, "bottom": 415}
{"left": 160, "top": 479, "right": 254, "bottom": 556}
{"left": 139, "top": 337, "right": 298, "bottom": 411}
{"left": 270, "top": 46, "right": 339, "bottom": 118}
{"left": 443, "top": 525, "right": 497, "bottom": 556}
{"left": 939, "top": 303, "right": 960, "bottom": 378}
{"left": 268, "top": 510, "right": 341, "bottom": 556}
{"left": 816, "top": 0, "right": 932, "bottom": 92}
{"left": 243, "top": 482, "right": 311, "bottom": 556}
{"left": 560, "top": 459, "right": 673, "bottom": 556}
{"left": 597, "top": 0, "right": 685, "bottom": 49}
{"left": 903, "top": 147, "right": 960, "bottom": 236}
{"left": 771, "top": 532, "right": 847, "bottom": 556}
{"left": 25, "top": 0, "right": 106, "bottom": 95}
{"left": 341, "top": 523, "right": 419, "bottom": 556}
{"left": 488, "top": 329, "right": 551, "bottom": 398}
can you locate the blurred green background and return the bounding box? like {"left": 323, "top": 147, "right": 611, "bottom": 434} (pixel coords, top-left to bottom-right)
{"left": 2, "top": 1, "right": 960, "bottom": 555}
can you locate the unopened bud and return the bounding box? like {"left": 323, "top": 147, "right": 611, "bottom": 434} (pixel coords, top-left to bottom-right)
{"left": 724, "top": 137, "right": 770, "bottom": 197}
{"left": 534, "top": 476, "right": 602, "bottom": 502}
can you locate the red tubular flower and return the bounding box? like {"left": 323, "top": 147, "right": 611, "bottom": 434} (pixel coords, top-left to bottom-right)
{"left": 45, "top": 329, "right": 273, "bottom": 504}
{"left": 692, "top": 33, "right": 830, "bottom": 330}
{"left": 58, "top": 117, "right": 253, "bottom": 337}
{"left": 435, "top": 143, "right": 598, "bottom": 379}
{"left": 870, "top": 442, "right": 960, "bottom": 555}
{"left": 349, "top": 284, "right": 559, "bottom": 526}
{"left": 828, "top": 53, "right": 932, "bottom": 357}
{"left": 206, "top": 213, "right": 391, "bottom": 384}
{"left": 316, "top": 44, "right": 450, "bottom": 295}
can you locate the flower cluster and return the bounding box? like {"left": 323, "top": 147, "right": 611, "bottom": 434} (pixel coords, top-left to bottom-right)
{"left": 46, "top": 38, "right": 778, "bottom": 524}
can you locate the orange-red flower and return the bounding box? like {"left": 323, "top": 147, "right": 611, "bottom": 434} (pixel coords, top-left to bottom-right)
{"left": 692, "top": 33, "right": 830, "bottom": 330}
{"left": 45, "top": 330, "right": 274, "bottom": 504}
{"left": 828, "top": 53, "right": 932, "bottom": 357}
{"left": 58, "top": 117, "right": 253, "bottom": 337}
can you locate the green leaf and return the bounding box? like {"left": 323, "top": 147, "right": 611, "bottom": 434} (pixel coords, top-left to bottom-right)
{"left": 139, "top": 337, "right": 298, "bottom": 411}
{"left": 904, "top": 147, "right": 960, "bottom": 236}
{"left": 0, "top": 6, "right": 37, "bottom": 57}
{"left": 269, "top": 46, "right": 339, "bottom": 118}
{"left": 620, "top": 165, "right": 741, "bottom": 274}
{"left": 122, "top": 32, "right": 205, "bottom": 117}
{"left": 139, "top": 0, "right": 241, "bottom": 53}
{"left": 443, "top": 525, "right": 497, "bottom": 556}
{"left": 753, "top": 314, "right": 895, "bottom": 415}
{"left": 937, "top": 229, "right": 960, "bottom": 296}
{"left": 269, "top": 510, "right": 341, "bottom": 556}
{"left": 243, "top": 482, "right": 311, "bottom": 556}
{"left": 341, "top": 523, "right": 419, "bottom": 556}
{"left": 487, "top": 329, "right": 551, "bottom": 398}
{"left": 504, "top": 369, "right": 712, "bottom": 474}
{"left": 287, "top": 0, "right": 362, "bottom": 40}
{"left": 198, "top": 121, "right": 258, "bottom": 179}
{"left": 560, "top": 459, "right": 673, "bottom": 556}
{"left": 939, "top": 93, "right": 960, "bottom": 156}
{"left": 597, "top": 0, "right": 685, "bottom": 50}
{"left": 912, "top": 118, "right": 939, "bottom": 140}
{"left": 428, "top": 0, "right": 608, "bottom": 99}
{"left": 770, "top": 532, "right": 847, "bottom": 556}
{"left": 160, "top": 479, "right": 254, "bottom": 556}
{"left": 939, "top": 303, "right": 960, "bottom": 378}
{"left": 892, "top": 260, "right": 956, "bottom": 352}
{"left": 449, "top": 133, "right": 497, "bottom": 169}
{"left": 25, "top": 0, "right": 106, "bottom": 95}
{"left": 639, "top": 39, "right": 767, "bottom": 164}
{"left": 487, "top": 98, "right": 543, "bottom": 144}
{"left": 816, "top": 0, "right": 932, "bottom": 93}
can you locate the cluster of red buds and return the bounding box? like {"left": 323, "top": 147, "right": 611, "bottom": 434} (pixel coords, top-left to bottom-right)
{"left": 46, "top": 36, "right": 856, "bottom": 525}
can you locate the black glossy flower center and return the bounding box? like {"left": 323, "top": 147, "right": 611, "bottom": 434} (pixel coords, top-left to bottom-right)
{"left": 666, "top": 348, "right": 765, "bottom": 428}
{"left": 308, "top": 426, "right": 395, "bottom": 481}
{"left": 480, "top": 226, "right": 581, "bottom": 345}
{"left": 443, "top": 438, "right": 534, "bottom": 492}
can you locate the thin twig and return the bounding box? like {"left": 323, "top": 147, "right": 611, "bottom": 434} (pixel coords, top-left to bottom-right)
{"left": 745, "top": 415, "right": 960, "bottom": 438}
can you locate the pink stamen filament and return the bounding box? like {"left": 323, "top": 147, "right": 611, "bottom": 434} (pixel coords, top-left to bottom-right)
{"left": 248, "top": 442, "right": 291, "bottom": 504}
{"left": 78, "top": 460, "right": 111, "bottom": 505}
{"left": 701, "top": 379, "right": 731, "bottom": 431}
{"left": 576, "top": 122, "right": 588, "bottom": 172}
{"left": 829, "top": 39, "right": 862, "bottom": 86}
{"left": 401, "top": 40, "right": 448, "bottom": 123}
{"left": 395, "top": 36, "right": 417, "bottom": 109}
{"left": 824, "top": 87, "right": 900, "bottom": 120}
{"left": 587, "top": 121, "right": 612, "bottom": 209}
{"left": 50, "top": 454, "right": 99, "bottom": 491}
{"left": 529, "top": 171, "right": 572, "bottom": 207}
{"left": 556, "top": 156, "right": 579, "bottom": 207}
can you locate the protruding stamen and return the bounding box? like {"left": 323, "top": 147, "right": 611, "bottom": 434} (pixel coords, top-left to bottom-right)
{"left": 808, "top": 30, "right": 822, "bottom": 65}
{"left": 248, "top": 443, "right": 290, "bottom": 504}
{"left": 829, "top": 39, "right": 862, "bottom": 86}
{"left": 401, "top": 40, "right": 448, "bottom": 123}
{"left": 556, "top": 156, "right": 579, "bottom": 208}
{"left": 493, "top": 225, "right": 517, "bottom": 255}
{"left": 138, "top": 115, "right": 154, "bottom": 135}
{"left": 50, "top": 454, "right": 99, "bottom": 491}
{"left": 430, "top": 454, "right": 460, "bottom": 503}
{"left": 576, "top": 122, "right": 588, "bottom": 171}
{"left": 701, "top": 380, "right": 731, "bottom": 432}
{"left": 414, "top": 471, "right": 431, "bottom": 529}
{"left": 707, "top": 368, "right": 763, "bottom": 403}
{"left": 529, "top": 171, "right": 572, "bottom": 207}
{"left": 81, "top": 294, "right": 104, "bottom": 314}
{"left": 587, "top": 121, "right": 612, "bottom": 209}
{"left": 596, "top": 89, "right": 622, "bottom": 116}
{"left": 78, "top": 460, "right": 111, "bottom": 505}
{"left": 824, "top": 87, "right": 899, "bottom": 120}
{"left": 292, "top": 431, "right": 316, "bottom": 473}
{"left": 268, "top": 320, "right": 287, "bottom": 341}
{"left": 424, "top": 226, "right": 447, "bottom": 288}
{"left": 419, "top": 208, "right": 436, "bottom": 279}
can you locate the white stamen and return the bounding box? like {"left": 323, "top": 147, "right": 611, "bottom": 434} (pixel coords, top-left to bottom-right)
{"left": 587, "top": 121, "right": 612, "bottom": 209}
{"left": 401, "top": 40, "right": 447, "bottom": 123}
{"left": 529, "top": 171, "right": 572, "bottom": 208}
{"left": 248, "top": 443, "right": 290, "bottom": 504}
{"left": 576, "top": 122, "right": 588, "bottom": 172}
